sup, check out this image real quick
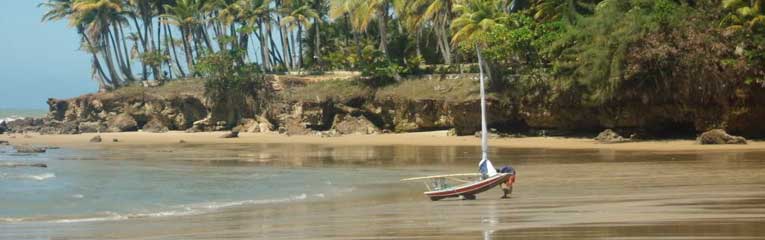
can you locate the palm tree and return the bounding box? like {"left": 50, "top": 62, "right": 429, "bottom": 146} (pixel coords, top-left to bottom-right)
{"left": 238, "top": 0, "right": 277, "bottom": 71}
{"left": 451, "top": 0, "right": 508, "bottom": 81}
{"left": 163, "top": 0, "right": 205, "bottom": 73}
{"left": 281, "top": 0, "right": 320, "bottom": 68}
{"left": 529, "top": 0, "right": 599, "bottom": 23}
{"left": 41, "top": 0, "right": 113, "bottom": 91}
{"left": 450, "top": 0, "right": 506, "bottom": 45}
{"left": 405, "top": 0, "right": 455, "bottom": 64}
{"left": 330, "top": 0, "right": 403, "bottom": 56}
{"left": 70, "top": 0, "right": 132, "bottom": 86}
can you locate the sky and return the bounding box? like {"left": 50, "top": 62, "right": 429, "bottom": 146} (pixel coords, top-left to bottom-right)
{"left": 0, "top": 0, "right": 94, "bottom": 110}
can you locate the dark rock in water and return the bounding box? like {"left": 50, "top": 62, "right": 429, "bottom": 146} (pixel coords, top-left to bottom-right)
{"left": 0, "top": 121, "right": 7, "bottom": 134}
{"left": 332, "top": 115, "right": 380, "bottom": 135}
{"left": 220, "top": 131, "right": 239, "bottom": 138}
{"left": 90, "top": 135, "right": 102, "bottom": 143}
{"left": 0, "top": 140, "right": 9, "bottom": 145}
{"left": 697, "top": 129, "right": 747, "bottom": 145}
{"left": 0, "top": 163, "right": 47, "bottom": 168}
{"left": 112, "top": 138, "right": 119, "bottom": 142}
{"left": 78, "top": 121, "right": 105, "bottom": 133}
{"left": 142, "top": 116, "right": 170, "bottom": 133}
{"left": 14, "top": 145, "right": 47, "bottom": 153}
{"left": 595, "top": 129, "right": 630, "bottom": 144}
{"left": 107, "top": 114, "right": 138, "bottom": 132}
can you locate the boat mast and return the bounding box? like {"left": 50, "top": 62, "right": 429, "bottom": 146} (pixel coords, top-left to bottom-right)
{"left": 476, "top": 45, "right": 489, "bottom": 162}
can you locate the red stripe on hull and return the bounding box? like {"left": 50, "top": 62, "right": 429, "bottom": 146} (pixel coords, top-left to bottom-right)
{"left": 424, "top": 173, "right": 510, "bottom": 198}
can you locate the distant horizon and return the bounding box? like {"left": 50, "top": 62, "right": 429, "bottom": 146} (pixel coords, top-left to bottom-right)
{"left": 0, "top": 1, "right": 95, "bottom": 110}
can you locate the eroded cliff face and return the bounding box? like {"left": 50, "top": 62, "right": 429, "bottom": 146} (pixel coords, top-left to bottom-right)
{"left": 7, "top": 76, "right": 765, "bottom": 138}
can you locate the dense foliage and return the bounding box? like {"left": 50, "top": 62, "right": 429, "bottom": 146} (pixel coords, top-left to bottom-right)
{"left": 41, "top": 0, "right": 765, "bottom": 128}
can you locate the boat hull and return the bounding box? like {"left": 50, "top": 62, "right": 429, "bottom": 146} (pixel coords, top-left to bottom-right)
{"left": 424, "top": 173, "right": 511, "bottom": 201}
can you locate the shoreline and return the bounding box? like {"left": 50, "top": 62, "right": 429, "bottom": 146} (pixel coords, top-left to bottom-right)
{"left": 2, "top": 131, "right": 764, "bottom": 152}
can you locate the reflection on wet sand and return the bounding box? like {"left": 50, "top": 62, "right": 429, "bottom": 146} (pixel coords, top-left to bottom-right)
{"left": 2, "top": 144, "right": 765, "bottom": 240}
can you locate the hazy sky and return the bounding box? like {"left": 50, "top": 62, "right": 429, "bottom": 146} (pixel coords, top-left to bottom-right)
{"left": 0, "top": 1, "right": 94, "bottom": 109}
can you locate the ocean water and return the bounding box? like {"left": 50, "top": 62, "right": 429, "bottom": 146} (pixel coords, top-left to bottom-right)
{"left": 2, "top": 143, "right": 765, "bottom": 239}
{"left": 0, "top": 108, "right": 47, "bottom": 123}
{"left": 0, "top": 144, "right": 408, "bottom": 224}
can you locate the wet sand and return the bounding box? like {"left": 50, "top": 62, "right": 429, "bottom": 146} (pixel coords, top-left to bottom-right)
{"left": 2, "top": 143, "right": 765, "bottom": 239}
{"left": 2, "top": 130, "right": 764, "bottom": 152}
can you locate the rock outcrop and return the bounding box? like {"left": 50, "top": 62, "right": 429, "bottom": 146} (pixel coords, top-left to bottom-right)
{"left": 90, "top": 135, "right": 102, "bottom": 143}
{"left": 14, "top": 145, "right": 47, "bottom": 153}
{"left": 697, "top": 129, "right": 747, "bottom": 145}
{"left": 78, "top": 121, "right": 105, "bottom": 133}
{"left": 142, "top": 117, "right": 170, "bottom": 133}
{"left": 107, "top": 114, "right": 138, "bottom": 132}
{"left": 220, "top": 131, "right": 239, "bottom": 138}
{"left": 332, "top": 115, "right": 380, "bottom": 135}
{"left": 595, "top": 129, "right": 630, "bottom": 144}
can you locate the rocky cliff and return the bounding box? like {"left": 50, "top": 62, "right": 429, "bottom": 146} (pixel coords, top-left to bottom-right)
{"left": 6, "top": 75, "right": 765, "bottom": 138}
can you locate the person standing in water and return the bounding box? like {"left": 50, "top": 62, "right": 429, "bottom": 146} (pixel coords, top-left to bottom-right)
{"left": 497, "top": 166, "right": 516, "bottom": 198}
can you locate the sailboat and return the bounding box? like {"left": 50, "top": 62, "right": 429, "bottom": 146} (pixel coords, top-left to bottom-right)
{"left": 401, "top": 46, "right": 513, "bottom": 201}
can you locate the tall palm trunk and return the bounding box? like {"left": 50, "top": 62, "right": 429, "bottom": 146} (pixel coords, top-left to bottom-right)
{"left": 131, "top": 16, "right": 149, "bottom": 80}
{"left": 297, "top": 23, "right": 303, "bottom": 68}
{"left": 82, "top": 32, "right": 111, "bottom": 89}
{"left": 258, "top": 21, "right": 271, "bottom": 71}
{"left": 101, "top": 34, "right": 122, "bottom": 87}
{"left": 118, "top": 24, "right": 135, "bottom": 80}
{"left": 180, "top": 27, "right": 195, "bottom": 74}
{"left": 313, "top": 0, "right": 321, "bottom": 67}
{"left": 279, "top": 24, "right": 293, "bottom": 70}
{"left": 377, "top": 3, "right": 388, "bottom": 56}
{"left": 107, "top": 28, "right": 130, "bottom": 83}
{"left": 165, "top": 22, "right": 186, "bottom": 77}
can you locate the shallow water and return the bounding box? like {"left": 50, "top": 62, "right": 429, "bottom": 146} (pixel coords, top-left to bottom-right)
{"left": 1, "top": 143, "right": 765, "bottom": 239}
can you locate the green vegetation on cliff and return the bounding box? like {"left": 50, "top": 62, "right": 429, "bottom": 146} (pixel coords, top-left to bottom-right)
{"left": 39, "top": 0, "right": 765, "bottom": 136}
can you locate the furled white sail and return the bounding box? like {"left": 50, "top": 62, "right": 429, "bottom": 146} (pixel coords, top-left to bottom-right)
{"left": 476, "top": 45, "right": 497, "bottom": 178}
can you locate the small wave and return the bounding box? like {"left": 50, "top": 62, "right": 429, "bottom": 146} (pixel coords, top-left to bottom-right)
{"left": 53, "top": 214, "right": 127, "bottom": 223}
{"left": 4, "top": 193, "right": 315, "bottom": 224}
{"left": 26, "top": 173, "right": 55, "bottom": 181}
{"left": 0, "top": 173, "right": 55, "bottom": 181}
{"left": 0, "top": 115, "right": 29, "bottom": 124}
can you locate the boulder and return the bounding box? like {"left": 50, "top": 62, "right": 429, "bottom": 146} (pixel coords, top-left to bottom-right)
{"left": 332, "top": 115, "right": 380, "bottom": 135}
{"left": 112, "top": 138, "right": 119, "bottom": 142}
{"left": 0, "top": 121, "right": 7, "bottom": 134}
{"left": 90, "top": 135, "right": 102, "bottom": 143}
{"left": 39, "top": 120, "right": 79, "bottom": 135}
{"left": 595, "top": 129, "right": 629, "bottom": 144}
{"left": 107, "top": 114, "right": 138, "bottom": 132}
{"left": 78, "top": 121, "right": 105, "bottom": 133}
{"left": 14, "top": 145, "right": 47, "bottom": 153}
{"left": 239, "top": 116, "right": 274, "bottom": 133}
{"left": 142, "top": 117, "right": 170, "bottom": 133}
{"left": 220, "top": 131, "right": 239, "bottom": 138}
{"left": 187, "top": 117, "right": 211, "bottom": 132}
{"left": 282, "top": 118, "right": 312, "bottom": 136}
{"left": 0, "top": 140, "right": 9, "bottom": 145}
{"left": 697, "top": 129, "right": 747, "bottom": 145}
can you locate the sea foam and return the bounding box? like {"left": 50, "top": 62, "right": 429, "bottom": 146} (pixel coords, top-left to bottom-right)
{"left": 5, "top": 193, "right": 316, "bottom": 224}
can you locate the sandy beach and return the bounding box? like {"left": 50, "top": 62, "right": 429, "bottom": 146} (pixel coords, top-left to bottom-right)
{"left": 3, "top": 131, "right": 764, "bottom": 152}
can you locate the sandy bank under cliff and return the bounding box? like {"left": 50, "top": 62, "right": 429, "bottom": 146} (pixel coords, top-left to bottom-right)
{"left": 2, "top": 131, "right": 764, "bottom": 152}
